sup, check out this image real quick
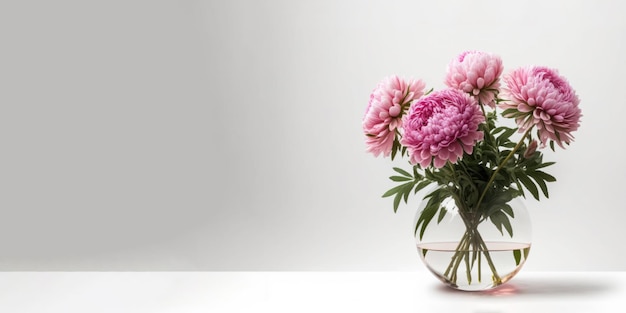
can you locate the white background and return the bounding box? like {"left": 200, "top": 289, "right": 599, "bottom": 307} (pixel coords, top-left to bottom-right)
{"left": 0, "top": 0, "right": 623, "bottom": 271}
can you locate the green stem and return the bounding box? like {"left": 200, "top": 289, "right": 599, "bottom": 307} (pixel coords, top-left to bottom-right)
{"left": 474, "top": 230, "right": 501, "bottom": 284}
{"left": 448, "top": 163, "right": 461, "bottom": 198}
{"left": 479, "top": 100, "right": 489, "bottom": 130}
{"left": 464, "top": 246, "right": 471, "bottom": 284}
{"left": 474, "top": 127, "right": 533, "bottom": 212}
{"left": 443, "top": 219, "right": 504, "bottom": 286}
{"left": 477, "top": 247, "right": 482, "bottom": 282}
{"left": 449, "top": 235, "right": 471, "bottom": 284}
{"left": 444, "top": 232, "right": 469, "bottom": 277}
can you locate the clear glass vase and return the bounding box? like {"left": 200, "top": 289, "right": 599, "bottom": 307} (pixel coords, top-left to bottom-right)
{"left": 414, "top": 193, "right": 531, "bottom": 291}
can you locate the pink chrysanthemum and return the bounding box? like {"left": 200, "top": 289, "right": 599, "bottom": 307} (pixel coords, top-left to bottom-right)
{"left": 499, "top": 66, "right": 581, "bottom": 148}
{"left": 363, "top": 76, "right": 426, "bottom": 157}
{"left": 445, "top": 51, "right": 504, "bottom": 108}
{"left": 401, "top": 89, "right": 484, "bottom": 168}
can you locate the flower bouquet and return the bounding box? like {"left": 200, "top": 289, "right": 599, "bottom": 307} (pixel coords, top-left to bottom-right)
{"left": 363, "top": 51, "right": 581, "bottom": 290}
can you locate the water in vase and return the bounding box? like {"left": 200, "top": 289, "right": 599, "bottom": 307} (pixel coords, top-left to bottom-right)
{"left": 417, "top": 241, "right": 531, "bottom": 291}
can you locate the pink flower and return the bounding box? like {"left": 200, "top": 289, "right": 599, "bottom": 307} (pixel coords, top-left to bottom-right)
{"left": 445, "top": 51, "right": 504, "bottom": 108}
{"left": 499, "top": 66, "right": 581, "bottom": 148}
{"left": 363, "top": 76, "right": 426, "bottom": 157}
{"left": 401, "top": 89, "right": 484, "bottom": 168}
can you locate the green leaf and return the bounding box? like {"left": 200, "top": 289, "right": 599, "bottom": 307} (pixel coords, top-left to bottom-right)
{"left": 393, "top": 193, "right": 402, "bottom": 213}
{"left": 491, "top": 126, "right": 508, "bottom": 135}
{"left": 502, "top": 108, "right": 524, "bottom": 118}
{"left": 534, "top": 170, "right": 556, "bottom": 182}
{"left": 414, "top": 181, "right": 432, "bottom": 194}
{"left": 501, "top": 204, "right": 514, "bottom": 218}
{"left": 437, "top": 204, "right": 447, "bottom": 223}
{"left": 518, "top": 173, "right": 540, "bottom": 200}
{"left": 392, "top": 182, "right": 415, "bottom": 212}
{"left": 479, "top": 188, "right": 518, "bottom": 216}
{"left": 534, "top": 161, "right": 556, "bottom": 170}
{"left": 402, "top": 183, "right": 412, "bottom": 203}
{"left": 389, "top": 175, "right": 412, "bottom": 182}
{"left": 513, "top": 249, "right": 521, "bottom": 266}
{"left": 392, "top": 167, "right": 412, "bottom": 178}
{"left": 503, "top": 142, "right": 517, "bottom": 148}
{"left": 413, "top": 166, "right": 420, "bottom": 179}
{"left": 415, "top": 204, "right": 438, "bottom": 240}
{"left": 502, "top": 217, "right": 513, "bottom": 238}
{"left": 382, "top": 184, "right": 405, "bottom": 198}
{"left": 490, "top": 211, "right": 514, "bottom": 237}
{"left": 514, "top": 180, "right": 526, "bottom": 198}
{"left": 382, "top": 180, "right": 417, "bottom": 213}
{"left": 415, "top": 191, "right": 443, "bottom": 240}
{"left": 496, "top": 127, "right": 516, "bottom": 143}
{"left": 531, "top": 173, "right": 549, "bottom": 198}
{"left": 391, "top": 139, "right": 399, "bottom": 160}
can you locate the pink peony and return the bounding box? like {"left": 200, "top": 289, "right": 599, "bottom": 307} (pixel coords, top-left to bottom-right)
{"left": 401, "top": 88, "right": 484, "bottom": 168}
{"left": 499, "top": 66, "right": 581, "bottom": 148}
{"left": 445, "top": 51, "right": 504, "bottom": 108}
{"left": 363, "top": 76, "right": 426, "bottom": 157}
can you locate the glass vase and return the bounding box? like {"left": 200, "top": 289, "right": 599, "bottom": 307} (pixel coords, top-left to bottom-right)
{"left": 414, "top": 192, "right": 531, "bottom": 291}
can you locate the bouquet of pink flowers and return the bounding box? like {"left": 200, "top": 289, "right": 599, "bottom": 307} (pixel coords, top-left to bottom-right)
{"left": 363, "top": 51, "right": 581, "bottom": 290}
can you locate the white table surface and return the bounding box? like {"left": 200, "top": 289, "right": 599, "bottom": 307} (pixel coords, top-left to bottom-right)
{"left": 0, "top": 271, "right": 623, "bottom": 312}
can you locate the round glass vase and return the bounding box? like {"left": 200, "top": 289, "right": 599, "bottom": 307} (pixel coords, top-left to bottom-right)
{"left": 414, "top": 194, "right": 531, "bottom": 291}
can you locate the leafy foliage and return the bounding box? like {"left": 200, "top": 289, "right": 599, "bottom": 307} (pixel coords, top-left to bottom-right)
{"left": 382, "top": 109, "right": 556, "bottom": 239}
